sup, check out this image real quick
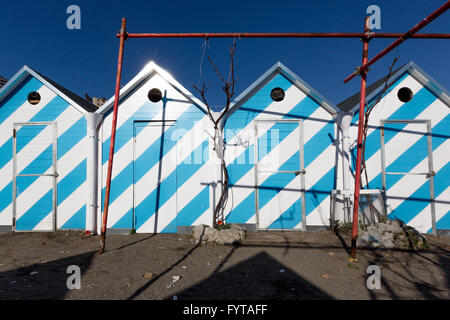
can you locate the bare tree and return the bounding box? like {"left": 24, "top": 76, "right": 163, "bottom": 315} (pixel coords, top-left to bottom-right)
{"left": 360, "top": 58, "right": 398, "bottom": 189}
{"left": 193, "top": 38, "right": 237, "bottom": 227}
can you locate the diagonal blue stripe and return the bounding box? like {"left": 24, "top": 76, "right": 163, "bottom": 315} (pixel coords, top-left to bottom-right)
{"left": 61, "top": 205, "right": 86, "bottom": 229}
{"left": 174, "top": 186, "right": 210, "bottom": 227}
{"left": 0, "top": 182, "right": 13, "bottom": 214}
{"left": 305, "top": 167, "right": 335, "bottom": 216}
{"left": 388, "top": 162, "right": 449, "bottom": 225}
{"left": 112, "top": 208, "right": 133, "bottom": 229}
{"left": 351, "top": 87, "right": 437, "bottom": 170}
{"left": 16, "top": 187, "right": 53, "bottom": 230}
{"left": 57, "top": 160, "right": 86, "bottom": 206}
{"left": 368, "top": 115, "right": 449, "bottom": 189}
{"left": 0, "top": 76, "right": 42, "bottom": 127}
{"left": 267, "top": 199, "right": 301, "bottom": 229}
{"left": 16, "top": 96, "right": 69, "bottom": 154}
{"left": 102, "top": 103, "right": 154, "bottom": 164}
{"left": 225, "top": 191, "right": 255, "bottom": 223}
{"left": 134, "top": 141, "right": 208, "bottom": 230}
{"left": 224, "top": 74, "right": 293, "bottom": 134}
{"left": 303, "top": 119, "right": 334, "bottom": 168}
{"left": 13, "top": 118, "right": 87, "bottom": 195}
{"left": 259, "top": 152, "right": 300, "bottom": 209}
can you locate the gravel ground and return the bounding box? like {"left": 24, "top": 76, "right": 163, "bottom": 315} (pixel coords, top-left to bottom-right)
{"left": 0, "top": 229, "right": 448, "bottom": 300}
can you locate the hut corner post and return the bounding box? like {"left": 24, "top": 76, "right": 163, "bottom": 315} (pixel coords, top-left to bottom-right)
{"left": 350, "top": 18, "right": 370, "bottom": 260}
{"left": 99, "top": 18, "right": 127, "bottom": 254}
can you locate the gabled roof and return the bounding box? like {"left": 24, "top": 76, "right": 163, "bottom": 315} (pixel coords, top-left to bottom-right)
{"left": 223, "top": 62, "right": 338, "bottom": 123}
{"left": 0, "top": 66, "right": 97, "bottom": 113}
{"left": 96, "top": 61, "right": 208, "bottom": 115}
{"left": 338, "top": 61, "right": 450, "bottom": 115}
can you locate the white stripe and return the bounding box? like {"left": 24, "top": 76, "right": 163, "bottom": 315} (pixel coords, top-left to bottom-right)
{"left": 0, "top": 85, "right": 55, "bottom": 147}
{"left": 385, "top": 140, "right": 450, "bottom": 213}
{"left": 247, "top": 143, "right": 336, "bottom": 226}
{"left": 105, "top": 117, "right": 210, "bottom": 227}
{"left": 408, "top": 187, "right": 450, "bottom": 233}
{"left": 32, "top": 212, "right": 53, "bottom": 231}
{"left": 302, "top": 197, "right": 331, "bottom": 227}
{"left": 0, "top": 108, "right": 82, "bottom": 192}
{"left": 13, "top": 137, "right": 87, "bottom": 221}
{"left": 258, "top": 174, "right": 301, "bottom": 229}
{"left": 101, "top": 102, "right": 192, "bottom": 184}
{"left": 226, "top": 106, "right": 332, "bottom": 216}
{"left": 226, "top": 123, "right": 302, "bottom": 216}
{"left": 57, "top": 181, "right": 87, "bottom": 228}
{"left": 225, "top": 84, "right": 306, "bottom": 154}
{"left": 364, "top": 99, "right": 448, "bottom": 183}
{"left": 141, "top": 159, "right": 215, "bottom": 232}
{"left": 101, "top": 74, "right": 192, "bottom": 141}
{"left": 350, "top": 76, "right": 423, "bottom": 140}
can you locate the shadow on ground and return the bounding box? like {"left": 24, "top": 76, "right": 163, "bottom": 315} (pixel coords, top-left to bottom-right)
{"left": 167, "top": 250, "right": 333, "bottom": 300}
{"left": 0, "top": 251, "right": 96, "bottom": 299}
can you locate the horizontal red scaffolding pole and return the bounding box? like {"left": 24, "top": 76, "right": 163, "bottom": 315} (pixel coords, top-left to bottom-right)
{"left": 118, "top": 32, "right": 450, "bottom": 39}
{"left": 344, "top": 1, "right": 450, "bottom": 83}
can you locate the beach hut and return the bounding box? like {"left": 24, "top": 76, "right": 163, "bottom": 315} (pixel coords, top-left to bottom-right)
{"left": 95, "top": 61, "right": 216, "bottom": 234}
{"left": 338, "top": 61, "right": 450, "bottom": 234}
{"left": 222, "top": 62, "right": 339, "bottom": 231}
{"left": 0, "top": 66, "right": 96, "bottom": 231}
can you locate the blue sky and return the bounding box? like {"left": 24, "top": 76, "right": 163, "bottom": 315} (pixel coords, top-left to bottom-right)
{"left": 1, "top": 0, "right": 449, "bottom": 109}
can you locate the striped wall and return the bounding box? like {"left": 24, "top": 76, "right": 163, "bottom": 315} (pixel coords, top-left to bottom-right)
{"left": 223, "top": 71, "right": 337, "bottom": 229}
{"left": 0, "top": 75, "right": 88, "bottom": 230}
{"left": 348, "top": 71, "right": 450, "bottom": 233}
{"left": 99, "top": 72, "right": 215, "bottom": 233}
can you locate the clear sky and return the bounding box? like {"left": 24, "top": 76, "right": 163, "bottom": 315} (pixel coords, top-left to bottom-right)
{"left": 1, "top": 0, "right": 449, "bottom": 110}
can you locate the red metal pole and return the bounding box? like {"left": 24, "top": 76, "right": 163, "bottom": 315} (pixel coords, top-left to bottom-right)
{"left": 119, "top": 32, "right": 450, "bottom": 39}
{"left": 350, "top": 18, "right": 370, "bottom": 260}
{"left": 99, "top": 18, "right": 127, "bottom": 254}
{"left": 344, "top": 1, "right": 450, "bottom": 83}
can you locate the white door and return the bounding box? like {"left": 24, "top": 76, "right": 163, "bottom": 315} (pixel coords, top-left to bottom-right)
{"left": 13, "top": 122, "right": 57, "bottom": 231}
{"left": 255, "top": 120, "right": 305, "bottom": 230}
{"left": 133, "top": 121, "right": 177, "bottom": 233}
{"left": 381, "top": 120, "right": 436, "bottom": 233}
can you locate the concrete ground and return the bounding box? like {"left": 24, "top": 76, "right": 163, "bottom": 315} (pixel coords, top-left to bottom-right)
{"left": 0, "top": 229, "right": 448, "bottom": 300}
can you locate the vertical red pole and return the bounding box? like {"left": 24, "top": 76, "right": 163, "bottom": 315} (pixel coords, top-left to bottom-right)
{"left": 350, "top": 18, "right": 370, "bottom": 259}
{"left": 99, "top": 18, "right": 127, "bottom": 254}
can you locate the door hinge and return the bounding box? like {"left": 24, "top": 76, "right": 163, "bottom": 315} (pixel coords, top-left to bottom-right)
{"left": 13, "top": 129, "right": 16, "bottom": 138}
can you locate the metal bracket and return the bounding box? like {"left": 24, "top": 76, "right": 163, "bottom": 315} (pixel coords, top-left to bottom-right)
{"left": 426, "top": 171, "right": 436, "bottom": 179}
{"left": 353, "top": 65, "right": 371, "bottom": 76}
{"left": 295, "top": 170, "right": 306, "bottom": 176}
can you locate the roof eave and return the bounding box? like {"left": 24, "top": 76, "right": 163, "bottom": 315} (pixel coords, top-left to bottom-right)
{"left": 346, "top": 61, "right": 450, "bottom": 115}
{"left": 223, "top": 62, "right": 339, "bottom": 124}
{"left": 96, "top": 61, "right": 208, "bottom": 115}
{"left": 0, "top": 66, "right": 94, "bottom": 114}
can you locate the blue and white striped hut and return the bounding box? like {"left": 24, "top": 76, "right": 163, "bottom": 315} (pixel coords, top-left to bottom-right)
{"left": 0, "top": 66, "right": 97, "bottom": 232}
{"left": 338, "top": 61, "right": 449, "bottom": 235}
{"left": 222, "top": 62, "right": 339, "bottom": 231}
{"left": 95, "top": 61, "right": 216, "bottom": 234}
